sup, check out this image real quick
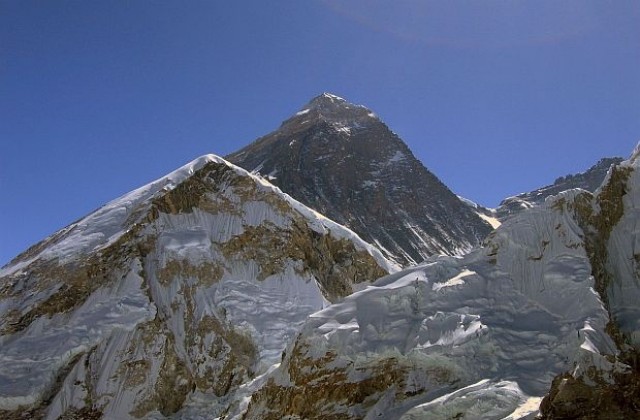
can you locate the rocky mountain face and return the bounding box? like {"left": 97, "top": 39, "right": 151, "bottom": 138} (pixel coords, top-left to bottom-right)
{"left": 0, "top": 156, "right": 395, "bottom": 419}
{"left": 238, "top": 148, "right": 640, "bottom": 419}
{"left": 227, "top": 93, "right": 493, "bottom": 266}
{"left": 497, "top": 157, "right": 623, "bottom": 220}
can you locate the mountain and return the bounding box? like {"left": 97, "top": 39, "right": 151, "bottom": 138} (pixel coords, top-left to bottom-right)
{"left": 238, "top": 147, "right": 640, "bottom": 419}
{"left": 227, "top": 93, "right": 493, "bottom": 266}
{"left": 497, "top": 157, "right": 623, "bottom": 220}
{"left": 0, "top": 155, "right": 396, "bottom": 419}
{"left": 2, "top": 91, "right": 637, "bottom": 419}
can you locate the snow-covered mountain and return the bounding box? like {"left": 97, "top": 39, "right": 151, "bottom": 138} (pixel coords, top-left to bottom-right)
{"left": 497, "top": 157, "right": 623, "bottom": 220}
{"left": 2, "top": 93, "right": 638, "bottom": 419}
{"left": 0, "top": 155, "right": 396, "bottom": 419}
{"left": 227, "top": 93, "right": 493, "bottom": 266}
{"left": 236, "top": 147, "right": 640, "bottom": 419}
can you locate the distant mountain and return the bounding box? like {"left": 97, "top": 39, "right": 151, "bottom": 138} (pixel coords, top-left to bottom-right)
{"left": 497, "top": 157, "right": 623, "bottom": 219}
{"left": 0, "top": 155, "right": 395, "bottom": 419}
{"left": 227, "top": 93, "right": 493, "bottom": 266}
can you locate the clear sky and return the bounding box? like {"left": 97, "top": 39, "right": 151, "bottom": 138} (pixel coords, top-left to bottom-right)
{"left": 2, "top": 1, "right": 639, "bottom": 265}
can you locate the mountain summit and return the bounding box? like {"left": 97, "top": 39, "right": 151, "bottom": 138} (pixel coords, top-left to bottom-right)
{"left": 292, "top": 92, "right": 378, "bottom": 124}
{"left": 228, "top": 94, "right": 493, "bottom": 265}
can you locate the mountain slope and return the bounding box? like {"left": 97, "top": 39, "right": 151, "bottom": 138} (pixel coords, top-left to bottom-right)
{"left": 0, "top": 155, "right": 396, "bottom": 419}
{"left": 238, "top": 148, "right": 640, "bottom": 419}
{"left": 227, "top": 93, "right": 493, "bottom": 266}
{"left": 497, "top": 157, "right": 623, "bottom": 220}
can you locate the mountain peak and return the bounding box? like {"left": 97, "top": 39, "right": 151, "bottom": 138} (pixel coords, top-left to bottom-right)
{"left": 306, "top": 92, "right": 350, "bottom": 108}
{"left": 292, "top": 93, "right": 377, "bottom": 124}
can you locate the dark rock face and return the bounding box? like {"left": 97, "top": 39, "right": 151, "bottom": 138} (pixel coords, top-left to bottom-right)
{"left": 227, "top": 93, "right": 492, "bottom": 265}
{"left": 498, "top": 157, "right": 623, "bottom": 220}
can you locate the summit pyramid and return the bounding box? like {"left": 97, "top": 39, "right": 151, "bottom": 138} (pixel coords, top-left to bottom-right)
{"left": 227, "top": 93, "right": 493, "bottom": 265}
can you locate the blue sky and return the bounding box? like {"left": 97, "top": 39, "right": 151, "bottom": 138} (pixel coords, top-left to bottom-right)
{"left": 1, "top": 1, "right": 639, "bottom": 265}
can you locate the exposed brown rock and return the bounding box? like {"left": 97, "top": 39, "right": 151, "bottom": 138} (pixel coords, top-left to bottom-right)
{"left": 243, "top": 337, "right": 460, "bottom": 420}
{"left": 221, "top": 216, "right": 387, "bottom": 301}
{"left": 540, "top": 362, "right": 640, "bottom": 419}
{"left": 0, "top": 225, "right": 149, "bottom": 334}
{"left": 156, "top": 259, "right": 223, "bottom": 286}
